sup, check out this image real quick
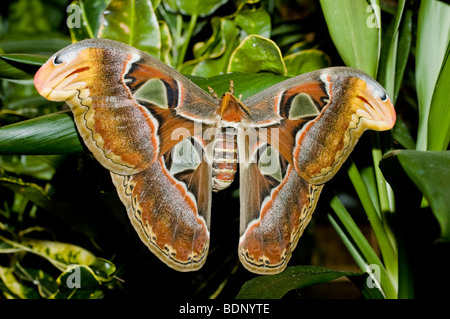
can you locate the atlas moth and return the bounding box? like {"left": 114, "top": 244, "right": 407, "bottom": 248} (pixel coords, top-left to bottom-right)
{"left": 34, "top": 39, "right": 395, "bottom": 274}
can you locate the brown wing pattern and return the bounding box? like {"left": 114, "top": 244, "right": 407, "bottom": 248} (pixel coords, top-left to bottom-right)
{"left": 238, "top": 67, "right": 395, "bottom": 274}
{"left": 111, "top": 156, "right": 210, "bottom": 271}
{"left": 34, "top": 39, "right": 218, "bottom": 272}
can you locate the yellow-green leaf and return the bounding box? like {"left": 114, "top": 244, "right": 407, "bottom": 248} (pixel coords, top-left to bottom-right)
{"left": 228, "top": 35, "right": 286, "bottom": 75}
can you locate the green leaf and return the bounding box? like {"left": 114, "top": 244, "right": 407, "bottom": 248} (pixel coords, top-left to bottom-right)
{"left": 377, "top": 0, "right": 408, "bottom": 101}
{"left": 392, "top": 113, "right": 416, "bottom": 150}
{"left": 329, "top": 196, "right": 396, "bottom": 298}
{"left": 192, "top": 17, "right": 222, "bottom": 59}
{"left": 0, "top": 266, "right": 40, "bottom": 299}
{"left": 0, "top": 233, "right": 116, "bottom": 282}
{"left": 175, "top": 0, "right": 227, "bottom": 17}
{"left": 319, "top": 0, "right": 381, "bottom": 77}
{"left": 347, "top": 162, "right": 398, "bottom": 288}
{"left": 236, "top": 266, "right": 360, "bottom": 299}
{"left": 427, "top": 44, "right": 450, "bottom": 151}
{"left": 54, "top": 265, "right": 104, "bottom": 299}
{"left": 284, "top": 49, "right": 330, "bottom": 76}
{"left": 0, "top": 49, "right": 50, "bottom": 81}
{"left": 1, "top": 53, "right": 49, "bottom": 66}
{"left": 191, "top": 72, "right": 288, "bottom": 100}
{"left": 0, "top": 155, "right": 63, "bottom": 181}
{"left": 228, "top": 35, "right": 286, "bottom": 75}
{"left": 67, "top": 1, "right": 92, "bottom": 41}
{"left": 0, "top": 112, "right": 84, "bottom": 155}
{"left": 57, "top": 265, "right": 102, "bottom": 289}
{"left": 382, "top": 150, "right": 450, "bottom": 241}
{"left": 0, "top": 37, "right": 71, "bottom": 55}
{"left": 234, "top": 7, "right": 271, "bottom": 38}
{"left": 159, "top": 21, "right": 173, "bottom": 66}
{"left": 12, "top": 265, "right": 59, "bottom": 298}
{"left": 82, "top": 0, "right": 112, "bottom": 37}
{"left": 97, "top": 0, "right": 161, "bottom": 57}
{"left": 415, "top": 0, "right": 450, "bottom": 150}
{"left": 185, "top": 18, "right": 240, "bottom": 77}
{"left": 0, "top": 58, "right": 33, "bottom": 80}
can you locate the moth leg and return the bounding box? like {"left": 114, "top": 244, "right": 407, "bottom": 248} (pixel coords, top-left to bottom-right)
{"left": 229, "top": 80, "right": 235, "bottom": 95}
{"left": 208, "top": 86, "right": 219, "bottom": 100}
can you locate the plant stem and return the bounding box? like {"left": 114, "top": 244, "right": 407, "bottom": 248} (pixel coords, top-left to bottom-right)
{"left": 177, "top": 14, "right": 198, "bottom": 69}
{"left": 370, "top": 132, "right": 391, "bottom": 214}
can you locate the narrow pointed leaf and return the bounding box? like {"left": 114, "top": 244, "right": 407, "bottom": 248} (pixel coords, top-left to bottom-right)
{"left": 427, "top": 44, "right": 450, "bottom": 151}
{"left": 319, "top": 0, "right": 381, "bottom": 77}
{"left": 0, "top": 113, "right": 83, "bottom": 155}
{"left": 415, "top": 0, "right": 450, "bottom": 150}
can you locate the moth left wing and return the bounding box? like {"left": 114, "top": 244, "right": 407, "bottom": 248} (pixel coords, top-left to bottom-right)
{"left": 34, "top": 38, "right": 219, "bottom": 175}
{"left": 238, "top": 67, "right": 396, "bottom": 274}
{"left": 34, "top": 39, "right": 221, "bottom": 271}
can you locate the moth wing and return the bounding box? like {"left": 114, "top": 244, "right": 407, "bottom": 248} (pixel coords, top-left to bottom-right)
{"left": 238, "top": 67, "right": 396, "bottom": 274}
{"left": 35, "top": 39, "right": 220, "bottom": 271}
{"left": 237, "top": 129, "right": 322, "bottom": 274}
{"left": 34, "top": 38, "right": 219, "bottom": 175}
{"left": 242, "top": 67, "right": 396, "bottom": 184}
{"left": 110, "top": 133, "right": 214, "bottom": 271}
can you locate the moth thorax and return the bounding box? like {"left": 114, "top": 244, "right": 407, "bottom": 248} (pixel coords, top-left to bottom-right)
{"left": 211, "top": 128, "right": 238, "bottom": 192}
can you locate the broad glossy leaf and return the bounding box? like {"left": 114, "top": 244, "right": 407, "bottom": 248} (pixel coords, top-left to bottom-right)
{"left": 176, "top": 0, "right": 227, "bottom": 16}
{"left": 83, "top": 0, "right": 112, "bottom": 36}
{"left": 54, "top": 265, "right": 104, "bottom": 299}
{"left": 235, "top": 7, "right": 271, "bottom": 38}
{"left": 228, "top": 35, "right": 286, "bottom": 75}
{"left": 67, "top": 1, "right": 92, "bottom": 41}
{"left": 97, "top": 0, "right": 161, "bottom": 57}
{"left": 192, "top": 72, "right": 288, "bottom": 100}
{"left": 415, "top": 0, "right": 450, "bottom": 150}
{"left": 236, "top": 265, "right": 360, "bottom": 299}
{"left": 381, "top": 150, "right": 450, "bottom": 241}
{"left": 319, "top": 0, "right": 381, "bottom": 78}
{"left": 284, "top": 49, "right": 330, "bottom": 76}
{"left": 57, "top": 265, "right": 102, "bottom": 289}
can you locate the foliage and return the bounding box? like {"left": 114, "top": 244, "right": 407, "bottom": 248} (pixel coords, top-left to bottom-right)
{"left": 0, "top": 0, "right": 449, "bottom": 300}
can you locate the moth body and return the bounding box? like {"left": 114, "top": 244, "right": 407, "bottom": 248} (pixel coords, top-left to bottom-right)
{"left": 211, "top": 127, "right": 239, "bottom": 192}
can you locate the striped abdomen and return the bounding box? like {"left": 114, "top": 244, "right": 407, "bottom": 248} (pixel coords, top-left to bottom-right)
{"left": 212, "top": 128, "right": 238, "bottom": 192}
